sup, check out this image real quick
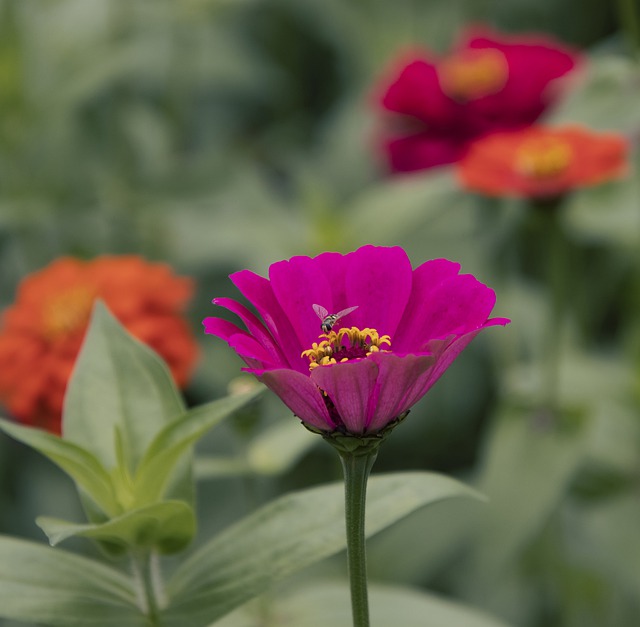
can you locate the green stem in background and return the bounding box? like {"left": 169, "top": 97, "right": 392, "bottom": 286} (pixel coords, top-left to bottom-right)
{"left": 616, "top": 0, "right": 640, "bottom": 59}
{"left": 533, "top": 199, "right": 568, "bottom": 415}
{"left": 338, "top": 448, "right": 379, "bottom": 627}
{"left": 131, "top": 550, "right": 165, "bottom": 626}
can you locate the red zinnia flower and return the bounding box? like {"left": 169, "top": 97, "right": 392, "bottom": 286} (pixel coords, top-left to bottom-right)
{"left": 0, "top": 256, "right": 199, "bottom": 433}
{"left": 376, "top": 27, "right": 581, "bottom": 172}
{"left": 457, "top": 125, "right": 629, "bottom": 198}
{"left": 204, "top": 246, "right": 508, "bottom": 436}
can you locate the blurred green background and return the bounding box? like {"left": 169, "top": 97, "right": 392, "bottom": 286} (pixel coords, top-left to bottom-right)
{"left": 1, "top": 0, "right": 639, "bottom": 626}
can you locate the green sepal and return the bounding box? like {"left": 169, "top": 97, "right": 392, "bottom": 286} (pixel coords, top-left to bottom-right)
{"left": 311, "top": 411, "right": 410, "bottom": 456}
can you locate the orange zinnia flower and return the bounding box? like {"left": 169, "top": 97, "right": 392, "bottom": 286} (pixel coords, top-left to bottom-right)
{"left": 0, "top": 256, "right": 199, "bottom": 434}
{"left": 458, "top": 126, "right": 628, "bottom": 199}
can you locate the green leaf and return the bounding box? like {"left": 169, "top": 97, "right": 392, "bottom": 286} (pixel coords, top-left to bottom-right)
{"left": 466, "top": 408, "right": 587, "bottom": 583}
{"left": 214, "top": 582, "right": 511, "bottom": 627}
{"left": 342, "top": 170, "right": 459, "bottom": 244}
{"left": 246, "top": 419, "right": 318, "bottom": 475}
{"left": 577, "top": 492, "right": 640, "bottom": 599}
{"left": 37, "top": 500, "right": 196, "bottom": 555}
{"left": 134, "top": 387, "right": 264, "bottom": 504}
{"left": 0, "top": 535, "right": 144, "bottom": 626}
{"left": 194, "top": 456, "right": 252, "bottom": 478}
{"left": 0, "top": 418, "right": 119, "bottom": 517}
{"left": 63, "top": 301, "right": 186, "bottom": 474}
{"left": 549, "top": 55, "right": 640, "bottom": 133}
{"left": 194, "top": 418, "right": 317, "bottom": 480}
{"left": 563, "top": 171, "right": 640, "bottom": 249}
{"left": 164, "top": 472, "right": 482, "bottom": 627}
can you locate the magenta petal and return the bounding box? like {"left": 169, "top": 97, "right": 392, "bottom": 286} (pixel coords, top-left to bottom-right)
{"left": 406, "top": 274, "right": 498, "bottom": 348}
{"left": 227, "top": 334, "right": 276, "bottom": 367}
{"left": 310, "top": 359, "right": 379, "bottom": 434}
{"left": 231, "top": 269, "right": 306, "bottom": 372}
{"left": 384, "top": 133, "right": 466, "bottom": 172}
{"left": 394, "top": 259, "right": 462, "bottom": 351}
{"left": 203, "top": 317, "right": 246, "bottom": 342}
{"left": 366, "top": 352, "right": 436, "bottom": 432}
{"left": 419, "top": 328, "right": 484, "bottom": 393}
{"left": 312, "top": 251, "right": 350, "bottom": 310}
{"left": 381, "top": 56, "right": 455, "bottom": 124}
{"left": 202, "top": 318, "right": 269, "bottom": 369}
{"left": 255, "top": 369, "right": 334, "bottom": 431}
{"left": 417, "top": 317, "right": 508, "bottom": 401}
{"left": 470, "top": 35, "right": 578, "bottom": 120}
{"left": 269, "top": 255, "right": 334, "bottom": 351}
{"left": 213, "top": 297, "right": 286, "bottom": 367}
{"left": 345, "top": 246, "right": 413, "bottom": 338}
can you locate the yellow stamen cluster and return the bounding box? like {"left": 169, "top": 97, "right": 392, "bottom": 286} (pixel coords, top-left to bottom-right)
{"left": 516, "top": 137, "right": 573, "bottom": 179}
{"left": 438, "top": 49, "right": 508, "bottom": 101}
{"left": 301, "top": 326, "right": 391, "bottom": 371}
{"left": 44, "top": 286, "right": 96, "bottom": 340}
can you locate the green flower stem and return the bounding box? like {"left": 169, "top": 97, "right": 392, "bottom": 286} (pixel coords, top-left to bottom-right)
{"left": 339, "top": 448, "right": 379, "bottom": 627}
{"left": 132, "top": 550, "right": 165, "bottom": 625}
{"left": 533, "top": 199, "right": 568, "bottom": 414}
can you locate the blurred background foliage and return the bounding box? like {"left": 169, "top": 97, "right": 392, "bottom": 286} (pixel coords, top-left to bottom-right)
{"left": 0, "top": 0, "right": 639, "bottom": 626}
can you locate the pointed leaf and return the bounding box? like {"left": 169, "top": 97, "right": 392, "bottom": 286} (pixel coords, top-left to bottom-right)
{"left": 342, "top": 171, "right": 459, "bottom": 243}
{"left": 164, "top": 472, "right": 482, "bottom": 627}
{"left": 194, "top": 456, "right": 252, "bottom": 479}
{"left": 215, "top": 582, "right": 511, "bottom": 627}
{"left": 194, "top": 417, "right": 317, "bottom": 480}
{"left": 0, "top": 535, "right": 144, "bottom": 626}
{"left": 37, "top": 500, "right": 196, "bottom": 555}
{"left": 0, "top": 418, "right": 119, "bottom": 517}
{"left": 467, "top": 408, "right": 587, "bottom": 583}
{"left": 64, "top": 301, "right": 186, "bottom": 473}
{"left": 246, "top": 418, "right": 318, "bottom": 475}
{"left": 134, "top": 388, "right": 264, "bottom": 504}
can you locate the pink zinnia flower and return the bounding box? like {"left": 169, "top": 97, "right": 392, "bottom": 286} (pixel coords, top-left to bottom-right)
{"left": 376, "top": 27, "right": 581, "bottom": 173}
{"left": 203, "top": 246, "right": 508, "bottom": 436}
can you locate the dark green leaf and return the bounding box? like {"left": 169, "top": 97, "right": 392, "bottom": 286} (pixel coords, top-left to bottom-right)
{"left": 0, "top": 535, "right": 144, "bottom": 626}
{"left": 194, "top": 417, "right": 317, "bottom": 480}
{"left": 466, "top": 409, "right": 586, "bottom": 582}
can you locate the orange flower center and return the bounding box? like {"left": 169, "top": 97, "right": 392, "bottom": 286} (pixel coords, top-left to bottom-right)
{"left": 301, "top": 327, "right": 391, "bottom": 370}
{"left": 438, "top": 48, "right": 508, "bottom": 101}
{"left": 515, "top": 136, "right": 573, "bottom": 179}
{"left": 43, "top": 286, "right": 96, "bottom": 341}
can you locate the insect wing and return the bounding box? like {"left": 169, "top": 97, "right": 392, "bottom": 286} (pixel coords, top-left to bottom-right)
{"left": 334, "top": 305, "right": 359, "bottom": 322}
{"left": 312, "top": 304, "right": 329, "bottom": 320}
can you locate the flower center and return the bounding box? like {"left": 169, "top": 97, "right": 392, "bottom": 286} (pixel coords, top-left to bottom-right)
{"left": 438, "top": 48, "right": 508, "bottom": 101}
{"left": 301, "top": 326, "right": 391, "bottom": 371}
{"left": 515, "top": 136, "right": 573, "bottom": 179}
{"left": 43, "top": 286, "right": 96, "bottom": 341}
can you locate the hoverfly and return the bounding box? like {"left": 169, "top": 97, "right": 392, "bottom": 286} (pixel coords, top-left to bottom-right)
{"left": 312, "top": 304, "right": 359, "bottom": 333}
